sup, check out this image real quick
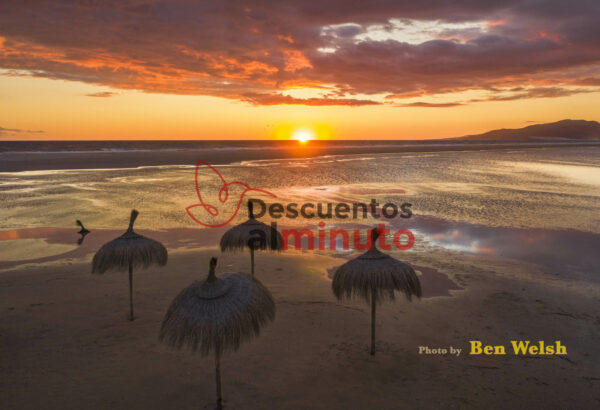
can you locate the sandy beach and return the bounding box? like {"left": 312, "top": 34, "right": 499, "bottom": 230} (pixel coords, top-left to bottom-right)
{"left": 1, "top": 246, "right": 598, "bottom": 409}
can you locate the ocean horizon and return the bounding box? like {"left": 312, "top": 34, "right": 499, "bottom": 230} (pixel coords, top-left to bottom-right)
{"left": 2, "top": 139, "right": 600, "bottom": 172}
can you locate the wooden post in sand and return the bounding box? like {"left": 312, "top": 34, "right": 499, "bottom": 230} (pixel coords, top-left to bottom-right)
{"left": 128, "top": 263, "right": 134, "bottom": 321}
{"left": 250, "top": 247, "right": 255, "bottom": 277}
{"left": 370, "top": 289, "right": 376, "bottom": 355}
{"left": 215, "top": 348, "right": 222, "bottom": 410}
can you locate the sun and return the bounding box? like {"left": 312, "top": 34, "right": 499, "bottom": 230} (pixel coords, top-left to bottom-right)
{"left": 291, "top": 128, "right": 315, "bottom": 143}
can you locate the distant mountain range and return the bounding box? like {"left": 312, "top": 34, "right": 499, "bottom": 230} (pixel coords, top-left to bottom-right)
{"left": 455, "top": 120, "right": 600, "bottom": 141}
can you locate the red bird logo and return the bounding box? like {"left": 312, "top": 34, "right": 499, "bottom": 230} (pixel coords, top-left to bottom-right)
{"left": 186, "top": 160, "right": 277, "bottom": 227}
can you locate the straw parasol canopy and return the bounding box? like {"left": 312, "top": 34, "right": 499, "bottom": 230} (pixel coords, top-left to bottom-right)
{"left": 220, "top": 200, "right": 282, "bottom": 277}
{"left": 92, "top": 209, "right": 167, "bottom": 321}
{"left": 332, "top": 227, "right": 421, "bottom": 355}
{"left": 160, "top": 257, "right": 275, "bottom": 410}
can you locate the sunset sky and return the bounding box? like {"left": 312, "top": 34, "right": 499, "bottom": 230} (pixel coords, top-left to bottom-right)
{"left": 1, "top": 0, "right": 599, "bottom": 140}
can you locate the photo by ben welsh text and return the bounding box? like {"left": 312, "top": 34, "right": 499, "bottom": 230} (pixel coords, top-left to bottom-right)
{"left": 247, "top": 198, "right": 415, "bottom": 251}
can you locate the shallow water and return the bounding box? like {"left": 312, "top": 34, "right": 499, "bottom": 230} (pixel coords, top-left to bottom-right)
{"left": 1, "top": 145, "right": 599, "bottom": 282}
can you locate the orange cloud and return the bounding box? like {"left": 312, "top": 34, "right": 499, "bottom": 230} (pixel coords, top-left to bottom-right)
{"left": 486, "top": 19, "right": 506, "bottom": 27}
{"left": 397, "top": 102, "right": 464, "bottom": 108}
{"left": 242, "top": 93, "right": 380, "bottom": 106}
{"left": 278, "top": 35, "right": 294, "bottom": 44}
{"left": 85, "top": 91, "right": 116, "bottom": 98}
{"left": 284, "top": 50, "right": 313, "bottom": 72}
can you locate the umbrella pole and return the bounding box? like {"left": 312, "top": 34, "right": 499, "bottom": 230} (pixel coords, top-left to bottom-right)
{"left": 215, "top": 348, "right": 223, "bottom": 410}
{"left": 250, "top": 247, "right": 255, "bottom": 277}
{"left": 128, "top": 263, "right": 134, "bottom": 321}
{"left": 370, "top": 288, "right": 376, "bottom": 356}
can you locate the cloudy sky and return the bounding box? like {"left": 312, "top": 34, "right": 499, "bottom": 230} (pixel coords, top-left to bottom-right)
{"left": 1, "top": 0, "right": 599, "bottom": 139}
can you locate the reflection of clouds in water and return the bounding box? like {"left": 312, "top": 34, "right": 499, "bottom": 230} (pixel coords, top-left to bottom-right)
{"left": 60, "top": 183, "right": 100, "bottom": 191}
{"left": 238, "top": 161, "right": 281, "bottom": 167}
{"left": 107, "top": 177, "right": 169, "bottom": 184}
{"left": 409, "top": 182, "right": 486, "bottom": 194}
{"left": 333, "top": 157, "right": 376, "bottom": 162}
{"left": 239, "top": 155, "right": 376, "bottom": 168}
{"left": 273, "top": 183, "right": 411, "bottom": 205}
{"left": 0, "top": 179, "right": 46, "bottom": 187}
{"left": 501, "top": 161, "right": 600, "bottom": 188}
{"left": 394, "top": 215, "right": 600, "bottom": 279}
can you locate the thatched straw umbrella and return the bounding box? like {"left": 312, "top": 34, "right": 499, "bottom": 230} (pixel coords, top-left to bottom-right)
{"left": 92, "top": 210, "right": 168, "bottom": 321}
{"left": 220, "top": 201, "right": 282, "bottom": 277}
{"left": 332, "top": 227, "right": 421, "bottom": 355}
{"left": 160, "top": 257, "right": 275, "bottom": 410}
